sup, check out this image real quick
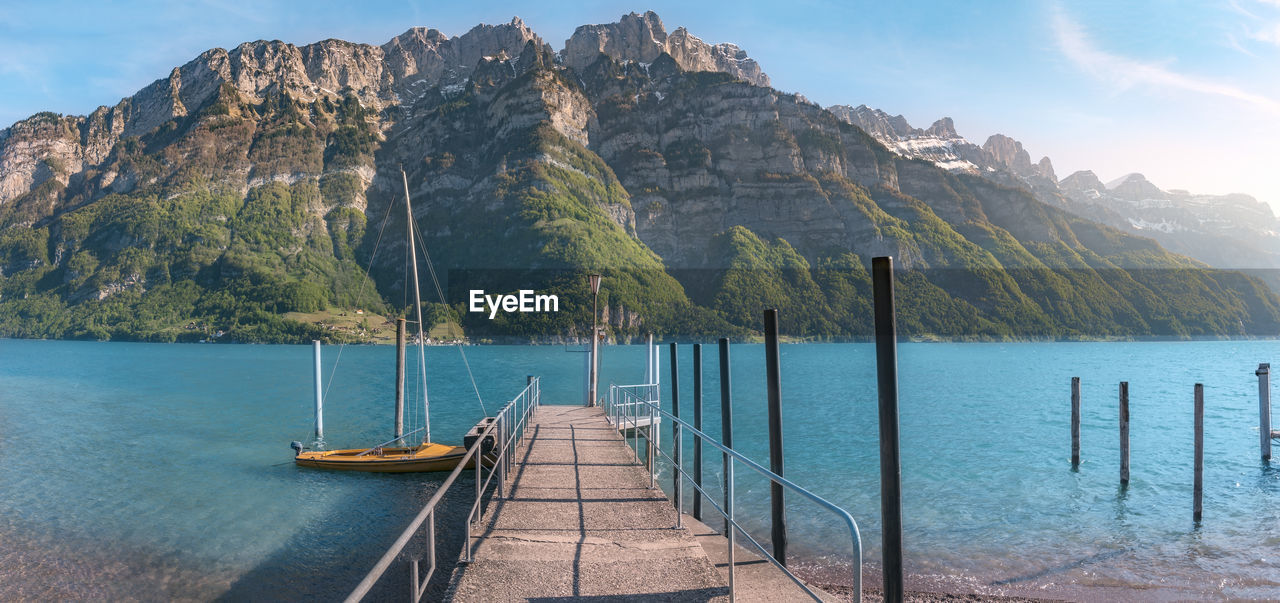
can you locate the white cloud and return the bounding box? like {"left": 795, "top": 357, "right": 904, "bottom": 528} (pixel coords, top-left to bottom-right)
{"left": 1250, "top": 20, "right": 1280, "bottom": 45}
{"left": 1227, "top": 0, "right": 1280, "bottom": 47}
{"left": 1051, "top": 7, "right": 1280, "bottom": 115}
{"left": 1226, "top": 33, "right": 1257, "bottom": 56}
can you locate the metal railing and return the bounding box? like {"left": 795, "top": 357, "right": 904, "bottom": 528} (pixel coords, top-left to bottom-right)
{"left": 607, "top": 383, "right": 661, "bottom": 456}
{"left": 345, "top": 377, "right": 540, "bottom": 603}
{"left": 606, "top": 383, "right": 863, "bottom": 602}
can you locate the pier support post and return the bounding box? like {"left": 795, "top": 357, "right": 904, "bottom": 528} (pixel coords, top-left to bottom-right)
{"left": 313, "top": 340, "right": 324, "bottom": 443}
{"left": 1071, "top": 377, "right": 1081, "bottom": 467}
{"left": 670, "top": 342, "right": 681, "bottom": 507}
{"left": 764, "top": 308, "right": 788, "bottom": 566}
{"left": 719, "top": 337, "right": 734, "bottom": 538}
{"left": 872, "top": 256, "right": 904, "bottom": 603}
{"left": 693, "top": 343, "right": 704, "bottom": 521}
{"left": 1258, "top": 364, "right": 1271, "bottom": 461}
{"left": 1194, "top": 383, "right": 1204, "bottom": 522}
{"left": 1120, "top": 382, "right": 1130, "bottom": 485}
{"left": 395, "top": 318, "right": 406, "bottom": 440}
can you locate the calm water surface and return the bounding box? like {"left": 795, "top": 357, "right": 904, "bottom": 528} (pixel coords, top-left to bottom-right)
{"left": 1, "top": 339, "right": 1278, "bottom": 599}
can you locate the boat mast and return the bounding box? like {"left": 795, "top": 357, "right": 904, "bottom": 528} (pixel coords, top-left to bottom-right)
{"left": 402, "top": 167, "right": 430, "bottom": 444}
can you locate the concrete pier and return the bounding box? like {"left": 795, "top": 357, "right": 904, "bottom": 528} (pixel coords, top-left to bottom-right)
{"left": 447, "top": 405, "right": 832, "bottom": 601}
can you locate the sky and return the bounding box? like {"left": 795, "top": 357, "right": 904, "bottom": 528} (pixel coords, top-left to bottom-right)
{"left": 2, "top": 0, "right": 1278, "bottom": 208}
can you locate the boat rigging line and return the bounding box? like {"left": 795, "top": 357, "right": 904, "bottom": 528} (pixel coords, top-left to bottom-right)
{"left": 402, "top": 169, "right": 488, "bottom": 417}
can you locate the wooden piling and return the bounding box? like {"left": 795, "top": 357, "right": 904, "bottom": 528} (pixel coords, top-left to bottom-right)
{"left": 872, "top": 256, "right": 904, "bottom": 603}
{"left": 395, "top": 317, "right": 406, "bottom": 440}
{"left": 692, "top": 343, "right": 704, "bottom": 521}
{"left": 1071, "top": 376, "right": 1080, "bottom": 467}
{"left": 1120, "top": 381, "right": 1129, "bottom": 485}
{"left": 1194, "top": 383, "right": 1204, "bottom": 522}
{"left": 719, "top": 337, "right": 734, "bottom": 537}
{"left": 669, "top": 342, "right": 681, "bottom": 506}
{"left": 1259, "top": 363, "right": 1271, "bottom": 461}
{"left": 763, "top": 308, "right": 787, "bottom": 566}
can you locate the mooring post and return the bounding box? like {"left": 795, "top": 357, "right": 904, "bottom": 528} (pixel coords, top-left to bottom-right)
{"left": 872, "top": 256, "right": 904, "bottom": 603}
{"left": 588, "top": 274, "right": 602, "bottom": 407}
{"left": 719, "top": 337, "right": 734, "bottom": 538}
{"left": 1120, "top": 381, "right": 1130, "bottom": 485}
{"left": 1258, "top": 363, "right": 1271, "bottom": 461}
{"left": 763, "top": 308, "right": 788, "bottom": 566}
{"left": 1194, "top": 383, "right": 1204, "bottom": 522}
{"left": 313, "top": 340, "right": 324, "bottom": 442}
{"left": 395, "top": 318, "right": 406, "bottom": 441}
{"left": 1071, "top": 377, "right": 1081, "bottom": 467}
{"left": 670, "top": 342, "right": 681, "bottom": 506}
{"left": 693, "top": 343, "right": 704, "bottom": 521}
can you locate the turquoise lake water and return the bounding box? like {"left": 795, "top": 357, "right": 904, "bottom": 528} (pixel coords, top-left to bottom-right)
{"left": 2, "top": 339, "right": 1279, "bottom": 599}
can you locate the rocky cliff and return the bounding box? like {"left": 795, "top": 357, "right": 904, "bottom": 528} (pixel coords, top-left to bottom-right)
{"left": 1, "top": 12, "right": 1277, "bottom": 342}
{"left": 562, "top": 11, "right": 769, "bottom": 88}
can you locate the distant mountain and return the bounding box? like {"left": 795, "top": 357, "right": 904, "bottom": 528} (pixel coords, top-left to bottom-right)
{"left": 826, "top": 106, "right": 1280, "bottom": 277}
{"left": 1058, "top": 170, "right": 1280, "bottom": 272}
{"left": 827, "top": 105, "right": 990, "bottom": 172}
{"left": 2, "top": 11, "right": 1278, "bottom": 342}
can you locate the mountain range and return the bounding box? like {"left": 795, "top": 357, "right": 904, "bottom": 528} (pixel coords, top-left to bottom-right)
{"left": 2, "top": 11, "right": 1278, "bottom": 343}
{"left": 830, "top": 104, "right": 1280, "bottom": 279}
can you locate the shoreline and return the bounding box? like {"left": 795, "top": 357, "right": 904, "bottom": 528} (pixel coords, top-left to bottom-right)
{"left": 5, "top": 334, "right": 1280, "bottom": 346}
{"left": 785, "top": 552, "right": 1240, "bottom": 602}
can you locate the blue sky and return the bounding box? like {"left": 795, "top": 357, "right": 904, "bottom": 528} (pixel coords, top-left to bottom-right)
{"left": 3, "top": 1, "right": 1278, "bottom": 207}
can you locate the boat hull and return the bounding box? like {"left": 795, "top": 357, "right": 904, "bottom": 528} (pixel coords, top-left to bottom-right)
{"left": 294, "top": 442, "right": 473, "bottom": 473}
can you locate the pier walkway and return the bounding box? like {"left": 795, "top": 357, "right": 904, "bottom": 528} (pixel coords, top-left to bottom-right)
{"left": 446, "top": 405, "right": 835, "bottom": 601}
{"left": 447, "top": 405, "right": 728, "bottom": 600}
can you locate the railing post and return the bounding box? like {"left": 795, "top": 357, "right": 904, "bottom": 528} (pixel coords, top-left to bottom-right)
{"left": 872, "top": 256, "right": 904, "bottom": 603}
{"left": 719, "top": 337, "right": 734, "bottom": 537}
{"left": 649, "top": 400, "right": 657, "bottom": 488}
{"left": 693, "top": 343, "right": 704, "bottom": 521}
{"left": 410, "top": 558, "right": 419, "bottom": 603}
{"left": 427, "top": 508, "right": 436, "bottom": 586}
{"left": 527, "top": 375, "right": 534, "bottom": 447}
{"left": 474, "top": 440, "right": 482, "bottom": 522}
{"left": 727, "top": 457, "right": 737, "bottom": 602}
{"left": 675, "top": 421, "right": 684, "bottom": 528}
{"left": 497, "top": 411, "right": 506, "bottom": 499}
{"left": 670, "top": 342, "right": 681, "bottom": 505}
{"left": 763, "top": 308, "right": 787, "bottom": 566}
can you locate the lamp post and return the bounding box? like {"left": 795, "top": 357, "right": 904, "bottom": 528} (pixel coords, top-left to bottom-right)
{"left": 588, "top": 274, "right": 602, "bottom": 406}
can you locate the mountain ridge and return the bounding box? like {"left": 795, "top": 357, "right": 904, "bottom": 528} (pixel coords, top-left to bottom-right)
{"left": 2, "top": 12, "right": 1278, "bottom": 343}
{"left": 825, "top": 105, "right": 1280, "bottom": 275}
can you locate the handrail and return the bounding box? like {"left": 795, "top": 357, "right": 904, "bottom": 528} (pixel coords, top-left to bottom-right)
{"left": 606, "top": 384, "right": 863, "bottom": 602}
{"left": 345, "top": 377, "right": 540, "bottom": 603}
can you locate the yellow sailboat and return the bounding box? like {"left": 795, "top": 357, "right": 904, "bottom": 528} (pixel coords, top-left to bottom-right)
{"left": 294, "top": 442, "right": 472, "bottom": 473}
{"left": 292, "top": 168, "right": 479, "bottom": 473}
